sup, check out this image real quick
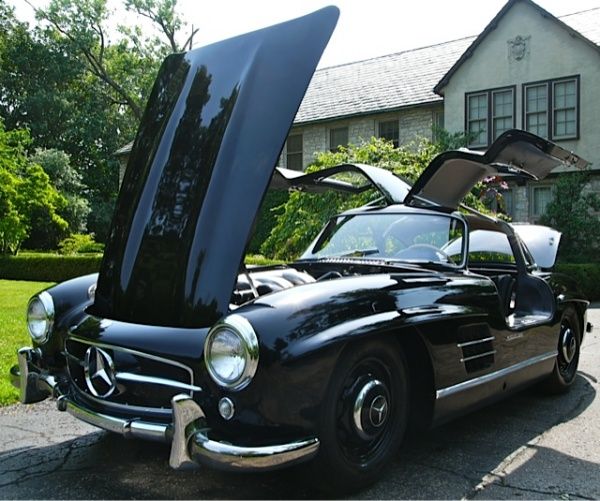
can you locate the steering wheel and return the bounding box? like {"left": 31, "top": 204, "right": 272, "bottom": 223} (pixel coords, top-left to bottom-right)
{"left": 394, "top": 244, "right": 450, "bottom": 262}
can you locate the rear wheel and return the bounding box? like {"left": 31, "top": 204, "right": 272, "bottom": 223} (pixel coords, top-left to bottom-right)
{"left": 312, "top": 339, "right": 409, "bottom": 493}
{"left": 541, "top": 308, "right": 581, "bottom": 394}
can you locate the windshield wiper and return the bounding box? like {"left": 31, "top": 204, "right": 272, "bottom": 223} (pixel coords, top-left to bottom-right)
{"left": 337, "top": 248, "right": 380, "bottom": 258}
{"left": 391, "top": 259, "right": 456, "bottom": 270}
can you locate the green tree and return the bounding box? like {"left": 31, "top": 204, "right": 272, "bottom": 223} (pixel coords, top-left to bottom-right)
{"left": 31, "top": 148, "right": 91, "bottom": 233}
{"left": 0, "top": 121, "right": 67, "bottom": 253}
{"left": 540, "top": 171, "right": 600, "bottom": 262}
{"left": 261, "top": 135, "right": 486, "bottom": 260}
{"left": 1, "top": 1, "right": 193, "bottom": 241}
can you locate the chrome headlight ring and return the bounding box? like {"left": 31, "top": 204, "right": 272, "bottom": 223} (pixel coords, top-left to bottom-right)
{"left": 26, "top": 291, "right": 54, "bottom": 344}
{"left": 204, "top": 314, "right": 259, "bottom": 391}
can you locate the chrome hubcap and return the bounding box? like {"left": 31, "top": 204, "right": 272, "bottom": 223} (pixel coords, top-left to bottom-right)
{"left": 353, "top": 379, "right": 389, "bottom": 440}
{"left": 561, "top": 327, "right": 576, "bottom": 364}
{"left": 369, "top": 395, "right": 388, "bottom": 428}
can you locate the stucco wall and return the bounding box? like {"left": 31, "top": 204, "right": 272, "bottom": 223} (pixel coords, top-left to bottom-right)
{"left": 442, "top": 1, "right": 600, "bottom": 171}
{"left": 279, "top": 105, "right": 441, "bottom": 170}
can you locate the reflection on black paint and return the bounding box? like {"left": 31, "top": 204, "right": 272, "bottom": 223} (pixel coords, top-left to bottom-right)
{"left": 92, "top": 7, "right": 340, "bottom": 328}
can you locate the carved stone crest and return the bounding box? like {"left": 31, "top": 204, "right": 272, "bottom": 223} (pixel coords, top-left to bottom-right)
{"left": 507, "top": 35, "right": 531, "bottom": 61}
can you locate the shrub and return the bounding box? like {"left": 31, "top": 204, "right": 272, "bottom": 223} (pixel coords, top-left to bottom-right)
{"left": 58, "top": 233, "right": 104, "bottom": 255}
{"left": 555, "top": 263, "right": 600, "bottom": 301}
{"left": 540, "top": 172, "right": 600, "bottom": 262}
{"left": 0, "top": 254, "right": 102, "bottom": 282}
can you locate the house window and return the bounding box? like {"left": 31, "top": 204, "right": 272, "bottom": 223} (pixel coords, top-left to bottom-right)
{"left": 531, "top": 185, "right": 553, "bottom": 218}
{"left": 286, "top": 134, "right": 303, "bottom": 170}
{"left": 467, "top": 93, "right": 488, "bottom": 147}
{"left": 553, "top": 79, "right": 577, "bottom": 139}
{"left": 330, "top": 126, "right": 348, "bottom": 152}
{"left": 466, "top": 87, "right": 514, "bottom": 147}
{"left": 378, "top": 120, "right": 399, "bottom": 147}
{"left": 432, "top": 111, "right": 445, "bottom": 141}
{"left": 523, "top": 76, "right": 579, "bottom": 141}
{"left": 524, "top": 83, "right": 548, "bottom": 138}
{"left": 492, "top": 89, "right": 514, "bottom": 139}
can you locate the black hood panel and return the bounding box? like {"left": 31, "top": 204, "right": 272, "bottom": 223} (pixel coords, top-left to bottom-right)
{"left": 93, "top": 7, "right": 339, "bottom": 327}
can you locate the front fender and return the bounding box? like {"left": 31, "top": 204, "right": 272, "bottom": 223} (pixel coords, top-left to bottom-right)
{"left": 225, "top": 272, "right": 496, "bottom": 434}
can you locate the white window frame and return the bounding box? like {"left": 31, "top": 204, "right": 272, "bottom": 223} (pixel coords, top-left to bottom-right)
{"left": 466, "top": 92, "right": 489, "bottom": 148}
{"left": 491, "top": 88, "right": 515, "bottom": 140}
{"left": 552, "top": 78, "right": 578, "bottom": 140}
{"left": 524, "top": 82, "right": 549, "bottom": 139}
{"left": 529, "top": 184, "right": 554, "bottom": 219}
{"left": 523, "top": 76, "right": 579, "bottom": 141}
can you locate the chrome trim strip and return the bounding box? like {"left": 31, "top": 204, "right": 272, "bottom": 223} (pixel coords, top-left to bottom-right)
{"left": 115, "top": 372, "right": 202, "bottom": 393}
{"left": 67, "top": 335, "right": 195, "bottom": 388}
{"left": 460, "top": 350, "right": 497, "bottom": 363}
{"left": 69, "top": 382, "right": 172, "bottom": 417}
{"left": 457, "top": 336, "right": 495, "bottom": 348}
{"left": 402, "top": 277, "right": 449, "bottom": 284}
{"left": 402, "top": 305, "right": 444, "bottom": 315}
{"left": 191, "top": 431, "right": 320, "bottom": 472}
{"left": 61, "top": 396, "right": 170, "bottom": 442}
{"left": 436, "top": 351, "right": 557, "bottom": 399}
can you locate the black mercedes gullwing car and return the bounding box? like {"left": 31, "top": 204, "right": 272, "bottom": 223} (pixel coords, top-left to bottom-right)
{"left": 11, "top": 6, "right": 592, "bottom": 492}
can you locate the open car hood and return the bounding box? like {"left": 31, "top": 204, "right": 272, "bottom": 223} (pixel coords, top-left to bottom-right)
{"left": 405, "top": 130, "right": 589, "bottom": 209}
{"left": 93, "top": 7, "right": 339, "bottom": 327}
{"left": 512, "top": 223, "right": 562, "bottom": 269}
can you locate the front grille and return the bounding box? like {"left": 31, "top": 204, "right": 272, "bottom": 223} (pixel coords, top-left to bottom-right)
{"left": 65, "top": 337, "right": 197, "bottom": 411}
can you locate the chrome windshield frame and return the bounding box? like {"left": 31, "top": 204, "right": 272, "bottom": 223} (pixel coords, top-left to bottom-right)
{"left": 300, "top": 210, "right": 469, "bottom": 270}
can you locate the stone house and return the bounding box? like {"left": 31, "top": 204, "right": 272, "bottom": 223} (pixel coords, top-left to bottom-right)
{"left": 117, "top": 0, "right": 600, "bottom": 222}
{"left": 435, "top": 0, "right": 600, "bottom": 222}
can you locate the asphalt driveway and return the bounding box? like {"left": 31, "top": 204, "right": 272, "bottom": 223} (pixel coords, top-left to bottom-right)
{"left": 1, "top": 308, "right": 599, "bottom": 499}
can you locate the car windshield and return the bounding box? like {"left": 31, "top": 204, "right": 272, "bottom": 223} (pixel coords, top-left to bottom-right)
{"left": 302, "top": 213, "right": 466, "bottom": 266}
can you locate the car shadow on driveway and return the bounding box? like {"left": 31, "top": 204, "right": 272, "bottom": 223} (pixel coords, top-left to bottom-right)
{"left": 0, "top": 373, "right": 595, "bottom": 500}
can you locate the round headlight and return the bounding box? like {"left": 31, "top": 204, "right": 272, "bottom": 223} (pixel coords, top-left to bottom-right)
{"left": 204, "top": 314, "right": 258, "bottom": 391}
{"left": 26, "top": 291, "right": 54, "bottom": 344}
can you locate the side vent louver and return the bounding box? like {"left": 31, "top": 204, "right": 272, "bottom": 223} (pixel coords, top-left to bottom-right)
{"left": 457, "top": 324, "right": 495, "bottom": 373}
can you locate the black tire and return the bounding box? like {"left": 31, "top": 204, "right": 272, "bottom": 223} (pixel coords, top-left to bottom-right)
{"left": 311, "top": 339, "right": 409, "bottom": 493}
{"left": 541, "top": 308, "right": 581, "bottom": 394}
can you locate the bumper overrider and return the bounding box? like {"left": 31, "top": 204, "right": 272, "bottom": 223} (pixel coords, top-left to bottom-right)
{"left": 11, "top": 347, "right": 319, "bottom": 471}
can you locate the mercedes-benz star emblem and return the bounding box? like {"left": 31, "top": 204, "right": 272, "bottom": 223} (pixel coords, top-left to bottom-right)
{"left": 84, "top": 346, "right": 117, "bottom": 397}
{"left": 369, "top": 395, "right": 388, "bottom": 428}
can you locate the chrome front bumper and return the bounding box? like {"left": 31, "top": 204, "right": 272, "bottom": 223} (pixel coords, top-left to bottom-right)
{"left": 11, "top": 347, "right": 319, "bottom": 472}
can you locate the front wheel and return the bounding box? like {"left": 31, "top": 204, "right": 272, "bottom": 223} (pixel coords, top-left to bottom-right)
{"left": 541, "top": 308, "right": 581, "bottom": 394}
{"left": 312, "top": 339, "right": 409, "bottom": 493}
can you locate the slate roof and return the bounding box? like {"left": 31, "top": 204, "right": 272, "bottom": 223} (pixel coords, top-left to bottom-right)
{"left": 294, "top": 36, "right": 475, "bottom": 125}
{"left": 115, "top": 4, "right": 600, "bottom": 153}
{"left": 296, "top": 3, "right": 600, "bottom": 125}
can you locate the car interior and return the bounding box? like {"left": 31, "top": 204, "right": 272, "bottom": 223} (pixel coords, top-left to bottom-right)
{"left": 463, "top": 215, "right": 555, "bottom": 328}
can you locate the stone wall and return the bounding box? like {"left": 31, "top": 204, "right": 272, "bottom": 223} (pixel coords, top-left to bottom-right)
{"left": 279, "top": 104, "right": 441, "bottom": 170}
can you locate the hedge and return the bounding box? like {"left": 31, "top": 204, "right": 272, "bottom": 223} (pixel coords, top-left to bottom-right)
{"left": 0, "top": 253, "right": 282, "bottom": 283}
{"left": 0, "top": 254, "right": 102, "bottom": 282}
{"left": 555, "top": 263, "right": 600, "bottom": 302}
{"left": 2, "top": 254, "right": 597, "bottom": 301}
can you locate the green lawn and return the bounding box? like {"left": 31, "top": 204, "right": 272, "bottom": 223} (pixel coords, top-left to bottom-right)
{"left": 0, "top": 280, "right": 54, "bottom": 405}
